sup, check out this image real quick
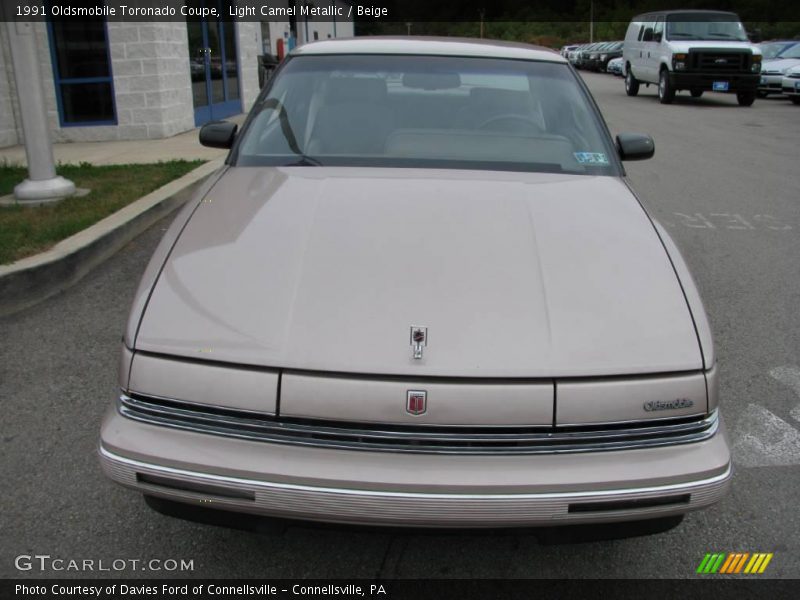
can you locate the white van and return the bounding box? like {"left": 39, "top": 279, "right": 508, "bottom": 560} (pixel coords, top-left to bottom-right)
{"left": 622, "top": 10, "right": 761, "bottom": 105}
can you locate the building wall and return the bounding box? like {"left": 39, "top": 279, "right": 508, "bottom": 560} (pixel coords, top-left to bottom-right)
{"left": 0, "top": 25, "right": 21, "bottom": 148}
{"left": 261, "top": 0, "right": 355, "bottom": 56}
{"left": 296, "top": 0, "right": 356, "bottom": 45}
{"left": 236, "top": 21, "right": 262, "bottom": 111}
{"left": 106, "top": 22, "right": 195, "bottom": 140}
{"left": 0, "top": 12, "right": 355, "bottom": 150}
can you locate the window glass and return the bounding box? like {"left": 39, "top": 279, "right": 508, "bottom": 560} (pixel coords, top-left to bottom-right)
{"left": 236, "top": 54, "right": 620, "bottom": 176}
{"left": 47, "top": 10, "right": 115, "bottom": 125}
{"left": 653, "top": 17, "right": 664, "bottom": 38}
{"left": 49, "top": 19, "right": 110, "bottom": 79}
{"left": 59, "top": 82, "right": 115, "bottom": 123}
{"left": 222, "top": 21, "right": 240, "bottom": 101}
{"left": 666, "top": 14, "right": 748, "bottom": 41}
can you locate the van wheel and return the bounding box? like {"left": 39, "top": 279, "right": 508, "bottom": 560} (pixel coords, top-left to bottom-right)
{"left": 658, "top": 70, "right": 675, "bottom": 104}
{"left": 737, "top": 91, "right": 756, "bottom": 106}
{"left": 690, "top": 90, "right": 703, "bottom": 98}
{"left": 625, "top": 68, "right": 640, "bottom": 96}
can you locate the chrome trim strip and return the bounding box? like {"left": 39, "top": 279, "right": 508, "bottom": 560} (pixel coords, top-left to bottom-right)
{"left": 118, "top": 394, "right": 719, "bottom": 455}
{"left": 100, "top": 445, "right": 732, "bottom": 501}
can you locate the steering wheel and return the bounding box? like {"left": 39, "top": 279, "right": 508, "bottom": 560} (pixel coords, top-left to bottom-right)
{"left": 477, "top": 114, "right": 543, "bottom": 133}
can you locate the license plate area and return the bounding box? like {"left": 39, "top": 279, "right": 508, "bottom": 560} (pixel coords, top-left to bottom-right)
{"left": 713, "top": 81, "right": 729, "bottom": 91}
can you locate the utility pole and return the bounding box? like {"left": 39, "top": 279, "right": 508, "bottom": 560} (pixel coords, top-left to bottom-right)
{"left": 479, "top": 10, "right": 485, "bottom": 39}
{"left": 590, "top": 1, "right": 594, "bottom": 43}
{"left": 5, "top": 20, "right": 74, "bottom": 204}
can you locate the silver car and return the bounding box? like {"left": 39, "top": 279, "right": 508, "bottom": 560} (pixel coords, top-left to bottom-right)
{"left": 781, "top": 64, "right": 800, "bottom": 104}
{"left": 760, "top": 44, "right": 800, "bottom": 96}
{"left": 100, "top": 37, "right": 731, "bottom": 530}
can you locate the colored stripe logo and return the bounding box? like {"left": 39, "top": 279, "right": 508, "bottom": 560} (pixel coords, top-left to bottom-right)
{"left": 696, "top": 552, "right": 773, "bottom": 574}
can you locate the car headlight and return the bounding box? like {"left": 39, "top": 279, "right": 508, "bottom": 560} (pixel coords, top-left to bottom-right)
{"left": 590, "top": 54, "right": 597, "bottom": 59}
{"left": 673, "top": 53, "right": 687, "bottom": 71}
{"left": 600, "top": 54, "right": 608, "bottom": 60}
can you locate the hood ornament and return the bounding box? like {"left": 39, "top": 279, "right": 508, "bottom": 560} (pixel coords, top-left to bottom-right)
{"left": 410, "top": 326, "right": 427, "bottom": 359}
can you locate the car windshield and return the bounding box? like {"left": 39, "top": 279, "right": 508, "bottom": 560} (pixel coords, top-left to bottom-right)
{"left": 761, "top": 42, "right": 794, "bottom": 59}
{"left": 778, "top": 44, "right": 800, "bottom": 59}
{"left": 665, "top": 15, "right": 748, "bottom": 41}
{"left": 234, "top": 54, "right": 619, "bottom": 175}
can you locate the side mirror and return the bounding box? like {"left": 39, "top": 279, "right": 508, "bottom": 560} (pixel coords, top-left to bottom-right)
{"left": 642, "top": 27, "right": 654, "bottom": 42}
{"left": 199, "top": 121, "right": 238, "bottom": 149}
{"left": 749, "top": 29, "right": 762, "bottom": 43}
{"left": 617, "top": 133, "right": 654, "bottom": 161}
{"left": 654, "top": 31, "right": 663, "bottom": 43}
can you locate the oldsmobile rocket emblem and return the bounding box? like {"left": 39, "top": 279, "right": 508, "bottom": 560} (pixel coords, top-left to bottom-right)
{"left": 407, "top": 390, "right": 427, "bottom": 415}
{"left": 410, "top": 326, "right": 427, "bottom": 359}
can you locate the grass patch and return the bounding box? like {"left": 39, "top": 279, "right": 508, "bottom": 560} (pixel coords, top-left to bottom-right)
{"left": 0, "top": 160, "right": 204, "bottom": 265}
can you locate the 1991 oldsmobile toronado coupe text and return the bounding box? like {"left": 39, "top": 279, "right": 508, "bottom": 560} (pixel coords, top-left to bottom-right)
{"left": 99, "top": 37, "right": 731, "bottom": 530}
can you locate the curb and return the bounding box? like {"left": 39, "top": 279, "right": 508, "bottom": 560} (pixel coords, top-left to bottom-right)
{"left": 0, "top": 158, "right": 225, "bottom": 318}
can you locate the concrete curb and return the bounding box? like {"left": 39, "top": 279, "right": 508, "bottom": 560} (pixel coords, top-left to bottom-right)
{"left": 0, "top": 158, "right": 225, "bottom": 317}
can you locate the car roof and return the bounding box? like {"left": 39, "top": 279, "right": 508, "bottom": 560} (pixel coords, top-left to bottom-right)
{"left": 292, "top": 36, "right": 566, "bottom": 63}
{"left": 632, "top": 10, "right": 740, "bottom": 21}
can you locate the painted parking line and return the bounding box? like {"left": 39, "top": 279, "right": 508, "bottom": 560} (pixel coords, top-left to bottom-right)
{"left": 732, "top": 403, "right": 800, "bottom": 468}
{"left": 662, "top": 213, "right": 794, "bottom": 231}
{"left": 769, "top": 366, "right": 800, "bottom": 423}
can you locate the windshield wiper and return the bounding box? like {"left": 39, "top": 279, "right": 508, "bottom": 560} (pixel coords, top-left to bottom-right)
{"left": 259, "top": 98, "right": 322, "bottom": 166}
{"left": 283, "top": 155, "right": 324, "bottom": 167}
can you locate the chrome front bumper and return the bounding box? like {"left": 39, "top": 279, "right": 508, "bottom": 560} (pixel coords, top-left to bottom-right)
{"left": 759, "top": 74, "right": 784, "bottom": 92}
{"left": 99, "top": 446, "right": 731, "bottom": 527}
{"left": 99, "top": 407, "right": 733, "bottom": 527}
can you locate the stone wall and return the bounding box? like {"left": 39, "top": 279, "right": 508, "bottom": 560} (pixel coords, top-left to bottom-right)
{"left": 236, "top": 21, "right": 261, "bottom": 111}
{"left": 0, "top": 17, "right": 352, "bottom": 149}
{"left": 0, "top": 25, "right": 21, "bottom": 148}
{"left": 107, "top": 22, "right": 195, "bottom": 140}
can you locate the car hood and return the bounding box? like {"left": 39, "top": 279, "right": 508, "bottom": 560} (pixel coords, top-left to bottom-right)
{"left": 134, "top": 167, "right": 702, "bottom": 377}
{"left": 668, "top": 41, "right": 757, "bottom": 53}
{"left": 762, "top": 58, "right": 800, "bottom": 72}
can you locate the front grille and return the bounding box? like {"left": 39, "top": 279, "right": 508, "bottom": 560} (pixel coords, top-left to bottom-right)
{"left": 690, "top": 51, "right": 749, "bottom": 72}
{"left": 119, "top": 393, "right": 718, "bottom": 455}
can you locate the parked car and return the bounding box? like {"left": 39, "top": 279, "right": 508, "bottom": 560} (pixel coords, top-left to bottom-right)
{"left": 759, "top": 44, "right": 800, "bottom": 96}
{"left": 623, "top": 10, "right": 762, "bottom": 105}
{"left": 583, "top": 42, "right": 613, "bottom": 71}
{"left": 567, "top": 44, "right": 586, "bottom": 66}
{"left": 759, "top": 40, "right": 800, "bottom": 60}
{"left": 576, "top": 42, "right": 604, "bottom": 69}
{"left": 607, "top": 56, "right": 624, "bottom": 76}
{"left": 561, "top": 44, "right": 579, "bottom": 58}
{"left": 781, "top": 64, "right": 800, "bottom": 104}
{"left": 588, "top": 41, "right": 624, "bottom": 72}
{"left": 100, "top": 37, "right": 730, "bottom": 531}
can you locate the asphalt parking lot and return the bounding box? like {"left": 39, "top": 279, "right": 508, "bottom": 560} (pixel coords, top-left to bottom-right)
{"left": 2, "top": 71, "right": 799, "bottom": 580}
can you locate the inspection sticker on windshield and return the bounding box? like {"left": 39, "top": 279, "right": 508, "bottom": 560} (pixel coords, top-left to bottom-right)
{"left": 574, "top": 152, "right": 609, "bottom": 165}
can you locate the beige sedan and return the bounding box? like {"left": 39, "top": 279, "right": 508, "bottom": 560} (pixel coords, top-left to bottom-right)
{"left": 100, "top": 37, "right": 731, "bottom": 531}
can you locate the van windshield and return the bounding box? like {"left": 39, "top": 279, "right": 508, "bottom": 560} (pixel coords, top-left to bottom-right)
{"left": 665, "top": 14, "right": 748, "bottom": 41}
